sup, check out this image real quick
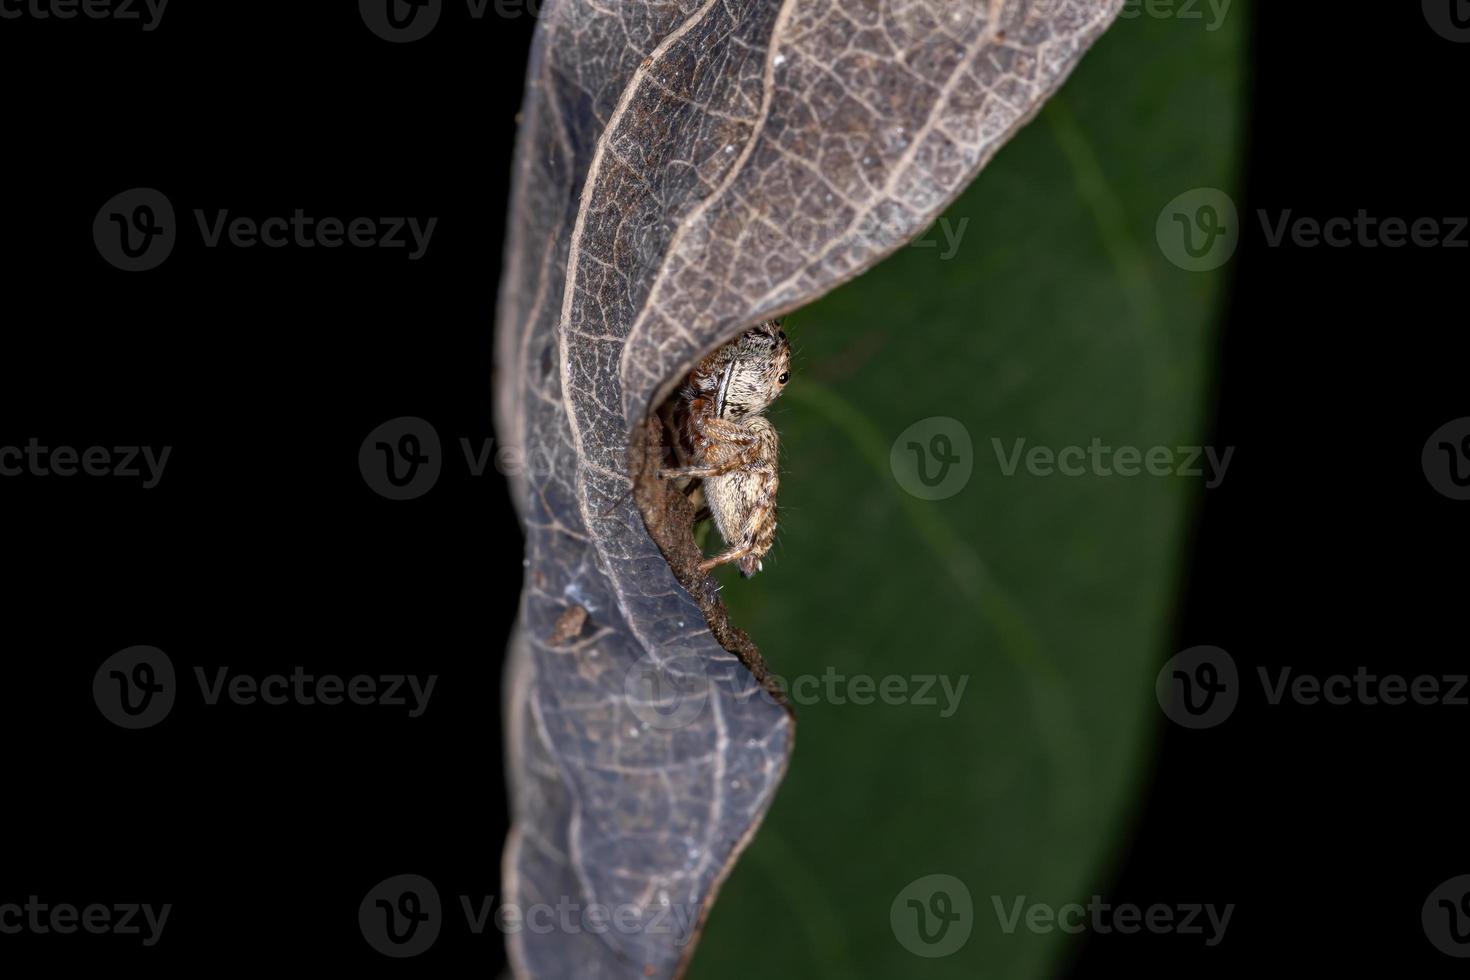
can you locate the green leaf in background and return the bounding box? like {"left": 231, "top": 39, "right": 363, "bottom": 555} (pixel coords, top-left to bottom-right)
{"left": 692, "top": 8, "right": 1244, "bottom": 979}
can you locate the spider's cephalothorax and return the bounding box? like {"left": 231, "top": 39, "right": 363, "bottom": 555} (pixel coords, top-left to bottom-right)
{"left": 659, "top": 319, "right": 791, "bottom": 578}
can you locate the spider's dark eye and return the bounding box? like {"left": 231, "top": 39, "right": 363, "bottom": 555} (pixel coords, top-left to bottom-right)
{"left": 778, "top": 371, "right": 789, "bottom": 385}
{"left": 777, "top": 330, "right": 787, "bottom": 341}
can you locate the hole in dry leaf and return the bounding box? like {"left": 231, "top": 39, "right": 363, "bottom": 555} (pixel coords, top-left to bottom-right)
{"left": 630, "top": 320, "right": 795, "bottom": 708}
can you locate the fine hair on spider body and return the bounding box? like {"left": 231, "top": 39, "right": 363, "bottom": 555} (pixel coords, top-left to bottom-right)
{"left": 658, "top": 319, "right": 792, "bottom": 578}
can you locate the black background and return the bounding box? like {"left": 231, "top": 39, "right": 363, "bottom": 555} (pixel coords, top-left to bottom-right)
{"left": 0, "top": 1, "right": 1463, "bottom": 975}
{"left": 1068, "top": 3, "right": 1469, "bottom": 976}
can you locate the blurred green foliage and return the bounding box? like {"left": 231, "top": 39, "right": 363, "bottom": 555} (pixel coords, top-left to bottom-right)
{"left": 692, "top": 9, "right": 1243, "bottom": 979}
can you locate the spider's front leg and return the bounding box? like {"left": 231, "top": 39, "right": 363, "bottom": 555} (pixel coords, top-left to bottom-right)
{"left": 656, "top": 417, "right": 759, "bottom": 482}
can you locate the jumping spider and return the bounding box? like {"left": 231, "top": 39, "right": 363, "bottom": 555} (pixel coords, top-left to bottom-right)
{"left": 658, "top": 319, "right": 791, "bottom": 578}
